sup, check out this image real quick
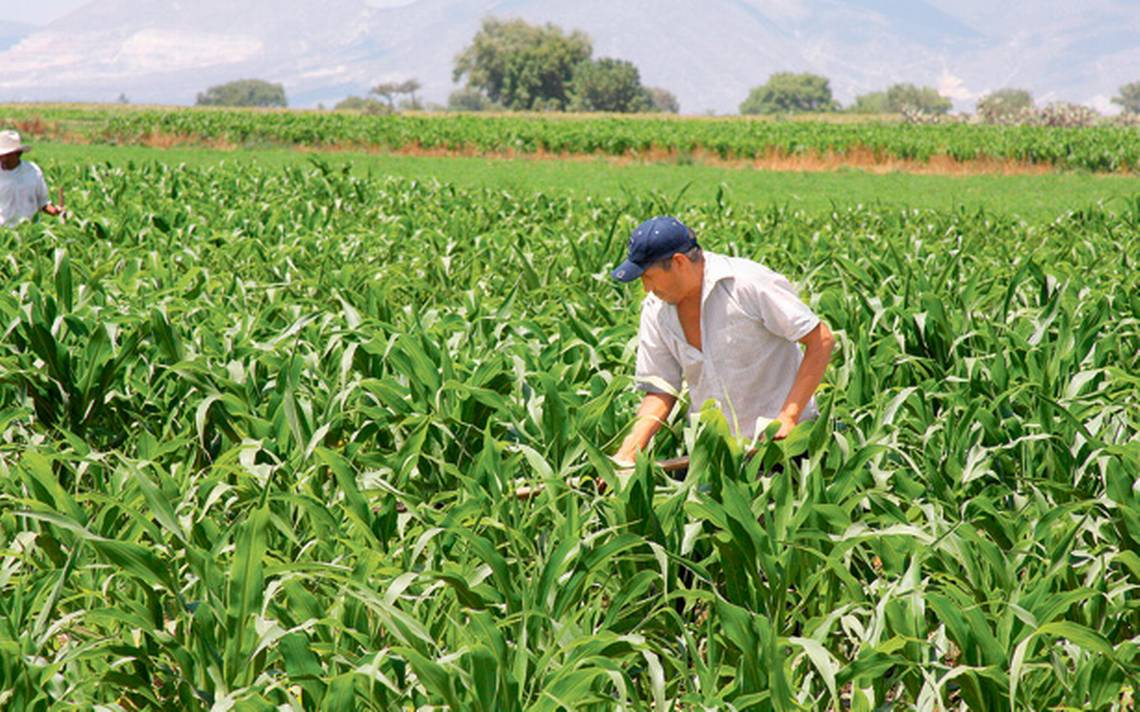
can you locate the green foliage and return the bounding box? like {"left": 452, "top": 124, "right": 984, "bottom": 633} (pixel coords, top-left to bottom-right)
{"left": 848, "top": 90, "right": 890, "bottom": 114}
{"left": 569, "top": 58, "right": 652, "bottom": 113}
{"left": 740, "top": 72, "right": 838, "bottom": 115}
{"left": 7, "top": 105, "right": 1140, "bottom": 171}
{"left": 0, "top": 154, "right": 1137, "bottom": 709}
{"left": 1111, "top": 80, "right": 1140, "bottom": 114}
{"left": 853, "top": 84, "right": 953, "bottom": 115}
{"left": 884, "top": 83, "right": 952, "bottom": 115}
{"left": 646, "top": 87, "right": 680, "bottom": 114}
{"left": 453, "top": 17, "right": 592, "bottom": 111}
{"left": 447, "top": 88, "right": 500, "bottom": 112}
{"left": 333, "top": 96, "right": 389, "bottom": 115}
{"left": 372, "top": 79, "right": 421, "bottom": 112}
{"left": 195, "top": 79, "right": 287, "bottom": 108}
{"left": 977, "top": 88, "right": 1035, "bottom": 122}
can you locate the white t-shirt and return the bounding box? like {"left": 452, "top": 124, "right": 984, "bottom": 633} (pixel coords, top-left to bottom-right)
{"left": 635, "top": 251, "right": 821, "bottom": 439}
{"left": 0, "top": 161, "right": 50, "bottom": 227}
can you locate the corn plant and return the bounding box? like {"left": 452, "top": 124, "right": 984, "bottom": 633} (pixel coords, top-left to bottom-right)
{"left": 1, "top": 160, "right": 1137, "bottom": 709}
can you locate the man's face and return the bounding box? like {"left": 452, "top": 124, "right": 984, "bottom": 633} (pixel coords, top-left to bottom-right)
{"left": 640, "top": 260, "right": 684, "bottom": 304}
{"left": 0, "top": 151, "right": 20, "bottom": 170}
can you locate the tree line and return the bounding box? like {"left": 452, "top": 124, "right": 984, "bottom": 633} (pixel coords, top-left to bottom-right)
{"left": 193, "top": 18, "right": 1140, "bottom": 118}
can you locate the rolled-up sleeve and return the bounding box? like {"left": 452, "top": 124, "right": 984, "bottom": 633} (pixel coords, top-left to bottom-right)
{"left": 740, "top": 273, "right": 820, "bottom": 342}
{"left": 634, "top": 303, "right": 682, "bottom": 396}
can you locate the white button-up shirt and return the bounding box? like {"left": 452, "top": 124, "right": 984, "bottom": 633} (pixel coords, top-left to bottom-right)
{"left": 0, "top": 161, "right": 49, "bottom": 227}
{"left": 634, "top": 251, "right": 820, "bottom": 439}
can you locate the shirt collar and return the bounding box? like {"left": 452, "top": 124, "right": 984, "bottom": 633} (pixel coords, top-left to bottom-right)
{"left": 700, "top": 252, "right": 734, "bottom": 305}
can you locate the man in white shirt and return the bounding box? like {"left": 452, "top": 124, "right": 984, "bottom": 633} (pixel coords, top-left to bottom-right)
{"left": 0, "top": 130, "right": 63, "bottom": 227}
{"left": 612, "top": 215, "right": 834, "bottom": 463}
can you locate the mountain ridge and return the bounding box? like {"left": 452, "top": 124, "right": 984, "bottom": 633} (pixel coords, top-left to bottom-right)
{"left": 1, "top": 0, "right": 1136, "bottom": 114}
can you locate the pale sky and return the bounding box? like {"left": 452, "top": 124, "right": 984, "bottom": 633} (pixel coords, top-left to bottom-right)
{"left": 9, "top": 0, "right": 91, "bottom": 26}
{"left": 9, "top": 0, "right": 420, "bottom": 26}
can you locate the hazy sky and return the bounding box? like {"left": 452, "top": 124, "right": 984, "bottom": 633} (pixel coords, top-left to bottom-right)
{"left": 9, "top": 0, "right": 421, "bottom": 26}
{"left": 10, "top": 0, "right": 90, "bottom": 26}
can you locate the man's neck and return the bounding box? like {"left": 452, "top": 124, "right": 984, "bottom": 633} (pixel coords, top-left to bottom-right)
{"left": 676, "top": 262, "right": 704, "bottom": 311}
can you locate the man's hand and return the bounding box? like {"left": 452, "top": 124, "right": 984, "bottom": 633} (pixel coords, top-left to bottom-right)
{"left": 773, "top": 417, "right": 796, "bottom": 440}
{"left": 43, "top": 203, "right": 64, "bottom": 217}
{"left": 775, "top": 322, "right": 835, "bottom": 437}
{"left": 610, "top": 454, "right": 635, "bottom": 471}
{"left": 614, "top": 392, "right": 676, "bottom": 463}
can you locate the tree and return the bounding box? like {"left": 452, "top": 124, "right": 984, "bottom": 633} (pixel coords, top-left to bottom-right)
{"left": 371, "top": 82, "right": 402, "bottom": 111}
{"left": 739, "top": 72, "right": 837, "bottom": 115}
{"left": 646, "top": 87, "right": 680, "bottom": 114}
{"left": 334, "top": 96, "right": 389, "bottom": 114}
{"left": 848, "top": 91, "right": 890, "bottom": 114}
{"left": 196, "top": 79, "right": 287, "bottom": 108}
{"left": 370, "top": 79, "right": 421, "bottom": 111}
{"left": 884, "top": 83, "right": 951, "bottom": 115}
{"left": 453, "top": 17, "right": 592, "bottom": 111}
{"left": 1111, "top": 81, "right": 1140, "bottom": 114}
{"left": 398, "top": 79, "right": 421, "bottom": 108}
{"left": 976, "top": 89, "right": 1034, "bottom": 121}
{"left": 447, "top": 88, "right": 499, "bottom": 112}
{"left": 570, "top": 58, "right": 651, "bottom": 113}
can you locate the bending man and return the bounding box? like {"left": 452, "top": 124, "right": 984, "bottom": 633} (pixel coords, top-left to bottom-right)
{"left": 612, "top": 216, "right": 834, "bottom": 463}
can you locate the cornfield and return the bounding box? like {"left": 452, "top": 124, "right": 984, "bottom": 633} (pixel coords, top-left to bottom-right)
{"left": 1, "top": 159, "right": 1138, "bottom": 709}
{"left": 4, "top": 105, "right": 1140, "bottom": 172}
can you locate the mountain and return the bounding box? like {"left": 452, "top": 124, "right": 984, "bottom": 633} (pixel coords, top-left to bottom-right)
{"left": 0, "top": 0, "right": 1137, "bottom": 113}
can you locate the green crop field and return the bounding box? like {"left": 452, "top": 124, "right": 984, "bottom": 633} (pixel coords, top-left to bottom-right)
{"left": 1, "top": 137, "right": 1139, "bottom": 709}
{"left": 28, "top": 141, "right": 1140, "bottom": 221}
{"left": 5, "top": 103, "right": 1140, "bottom": 172}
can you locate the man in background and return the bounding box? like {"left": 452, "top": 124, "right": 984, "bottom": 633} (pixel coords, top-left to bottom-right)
{"left": 0, "top": 130, "right": 64, "bottom": 227}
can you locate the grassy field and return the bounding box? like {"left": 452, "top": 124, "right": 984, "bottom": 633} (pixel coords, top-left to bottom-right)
{"left": 33, "top": 141, "right": 1140, "bottom": 221}
{"left": 2, "top": 139, "right": 1138, "bottom": 709}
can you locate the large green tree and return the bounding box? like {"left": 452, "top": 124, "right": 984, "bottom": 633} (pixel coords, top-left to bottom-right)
{"left": 849, "top": 83, "right": 951, "bottom": 114}
{"left": 453, "top": 18, "right": 592, "bottom": 111}
{"left": 195, "top": 79, "right": 287, "bottom": 108}
{"left": 847, "top": 91, "right": 888, "bottom": 114}
{"left": 570, "top": 58, "right": 651, "bottom": 113}
{"left": 1111, "top": 81, "right": 1140, "bottom": 114}
{"left": 976, "top": 89, "right": 1034, "bottom": 121}
{"left": 884, "top": 83, "right": 951, "bottom": 114}
{"left": 739, "top": 72, "right": 837, "bottom": 115}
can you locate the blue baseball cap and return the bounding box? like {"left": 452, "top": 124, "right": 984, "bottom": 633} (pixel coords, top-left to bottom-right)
{"left": 611, "top": 216, "right": 699, "bottom": 282}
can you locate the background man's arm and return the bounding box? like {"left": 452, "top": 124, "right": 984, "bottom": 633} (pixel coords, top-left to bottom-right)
{"left": 614, "top": 392, "right": 677, "bottom": 464}
{"left": 775, "top": 321, "right": 835, "bottom": 439}
{"left": 35, "top": 174, "right": 62, "bottom": 216}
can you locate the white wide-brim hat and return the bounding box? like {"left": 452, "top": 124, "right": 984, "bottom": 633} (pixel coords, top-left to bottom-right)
{"left": 0, "top": 130, "right": 29, "bottom": 156}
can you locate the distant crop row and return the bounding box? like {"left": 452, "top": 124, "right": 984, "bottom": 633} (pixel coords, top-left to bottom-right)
{"left": 5, "top": 104, "right": 1140, "bottom": 172}
{"left": 2, "top": 157, "right": 1137, "bottom": 709}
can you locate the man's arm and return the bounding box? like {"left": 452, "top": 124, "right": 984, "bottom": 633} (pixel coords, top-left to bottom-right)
{"left": 775, "top": 321, "right": 835, "bottom": 439}
{"left": 614, "top": 392, "right": 677, "bottom": 464}
{"left": 35, "top": 171, "right": 62, "bottom": 216}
